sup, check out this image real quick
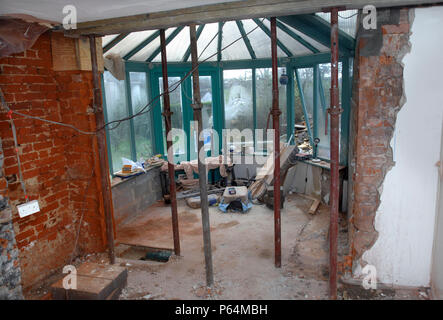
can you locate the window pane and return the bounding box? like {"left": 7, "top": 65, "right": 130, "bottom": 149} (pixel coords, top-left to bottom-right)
{"left": 223, "top": 69, "right": 253, "bottom": 150}
{"left": 279, "top": 68, "right": 288, "bottom": 141}
{"left": 317, "top": 63, "right": 343, "bottom": 160}
{"left": 255, "top": 67, "right": 287, "bottom": 150}
{"left": 103, "top": 71, "right": 131, "bottom": 173}
{"left": 200, "top": 76, "right": 213, "bottom": 131}
{"left": 190, "top": 76, "right": 213, "bottom": 157}
{"left": 159, "top": 77, "right": 185, "bottom": 155}
{"left": 297, "top": 68, "right": 314, "bottom": 132}
{"left": 130, "top": 72, "right": 153, "bottom": 161}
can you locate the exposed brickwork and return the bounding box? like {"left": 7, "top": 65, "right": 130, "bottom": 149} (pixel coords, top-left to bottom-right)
{"left": 0, "top": 31, "right": 107, "bottom": 290}
{"left": 348, "top": 9, "right": 412, "bottom": 266}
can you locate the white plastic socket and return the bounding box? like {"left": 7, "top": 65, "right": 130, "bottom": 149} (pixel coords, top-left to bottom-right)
{"left": 17, "top": 200, "right": 40, "bottom": 218}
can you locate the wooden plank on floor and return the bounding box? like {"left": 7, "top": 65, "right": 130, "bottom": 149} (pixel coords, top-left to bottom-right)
{"left": 308, "top": 199, "right": 321, "bottom": 215}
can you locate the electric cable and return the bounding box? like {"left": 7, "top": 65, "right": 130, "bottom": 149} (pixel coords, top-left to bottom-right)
{"left": 0, "top": 18, "right": 265, "bottom": 198}
{"left": 0, "top": 19, "right": 265, "bottom": 137}
{"left": 0, "top": 89, "right": 28, "bottom": 201}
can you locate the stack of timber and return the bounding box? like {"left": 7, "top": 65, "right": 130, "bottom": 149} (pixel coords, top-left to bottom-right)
{"left": 249, "top": 144, "right": 298, "bottom": 200}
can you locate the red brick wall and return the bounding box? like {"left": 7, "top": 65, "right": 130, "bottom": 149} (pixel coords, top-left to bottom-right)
{"left": 348, "top": 8, "right": 412, "bottom": 266}
{"left": 0, "top": 31, "right": 107, "bottom": 289}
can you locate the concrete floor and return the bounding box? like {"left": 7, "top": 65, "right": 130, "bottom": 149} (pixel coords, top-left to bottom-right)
{"left": 24, "top": 193, "right": 429, "bottom": 300}
{"left": 114, "top": 193, "right": 329, "bottom": 299}
{"left": 112, "top": 193, "right": 355, "bottom": 299}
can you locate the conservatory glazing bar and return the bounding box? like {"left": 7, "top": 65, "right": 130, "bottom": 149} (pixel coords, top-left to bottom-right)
{"left": 102, "top": 53, "right": 352, "bottom": 174}
{"left": 101, "top": 14, "right": 356, "bottom": 174}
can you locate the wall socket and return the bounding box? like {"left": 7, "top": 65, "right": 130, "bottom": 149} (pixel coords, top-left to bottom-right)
{"left": 17, "top": 200, "right": 40, "bottom": 218}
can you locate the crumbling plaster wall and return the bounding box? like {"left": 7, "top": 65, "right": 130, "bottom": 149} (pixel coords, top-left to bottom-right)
{"left": 0, "top": 31, "right": 108, "bottom": 291}
{"left": 0, "top": 138, "right": 24, "bottom": 299}
{"left": 350, "top": 6, "right": 443, "bottom": 286}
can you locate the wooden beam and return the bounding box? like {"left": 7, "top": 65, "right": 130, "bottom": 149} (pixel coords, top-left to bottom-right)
{"left": 190, "top": 23, "right": 214, "bottom": 287}
{"left": 182, "top": 24, "right": 205, "bottom": 62}
{"left": 308, "top": 199, "right": 321, "bottom": 215}
{"left": 64, "top": 0, "right": 443, "bottom": 36}
{"left": 89, "top": 35, "right": 115, "bottom": 264}
{"left": 160, "top": 29, "right": 181, "bottom": 257}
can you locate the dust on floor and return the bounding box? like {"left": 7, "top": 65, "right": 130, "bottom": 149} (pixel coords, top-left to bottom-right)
{"left": 25, "top": 194, "right": 427, "bottom": 300}
{"left": 116, "top": 193, "right": 329, "bottom": 300}
{"left": 114, "top": 193, "right": 424, "bottom": 300}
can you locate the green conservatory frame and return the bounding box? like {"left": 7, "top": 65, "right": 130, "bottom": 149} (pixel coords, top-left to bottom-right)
{"left": 101, "top": 15, "right": 355, "bottom": 174}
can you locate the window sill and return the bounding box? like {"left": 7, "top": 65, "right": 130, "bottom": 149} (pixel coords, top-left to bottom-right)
{"left": 111, "top": 165, "right": 161, "bottom": 188}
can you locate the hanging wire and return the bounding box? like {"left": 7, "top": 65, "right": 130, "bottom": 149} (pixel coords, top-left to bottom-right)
{"left": 1, "top": 18, "right": 265, "bottom": 138}
{"left": 338, "top": 12, "right": 359, "bottom": 19}
{"left": 0, "top": 18, "right": 265, "bottom": 197}
{"left": 0, "top": 90, "right": 28, "bottom": 201}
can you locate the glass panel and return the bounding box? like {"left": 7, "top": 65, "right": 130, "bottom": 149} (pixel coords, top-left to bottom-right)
{"left": 197, "top": 23, "right": 219, "bottom": 62}
{"left": 103, "top": 71, "right": 131, "bottom": 172}
{"left": 280, "top": 21, "right": 330, "bottom": 52}
{"left": 279, "top": 68, "right": 288, "bottom": 141}
{"left": 152, "top": 27, "right": 190, "bottom": 62}
{"left": 129, "top": 72, "right": 153, "bottom": 162}
{"left": 159, "top": 77, "right": 185, "bottom": 156}
{"left": 255, "top": 67, "right": 288, "bottom": 150}
{"left": 317, "top": 63, "right": 343, "bottom": 160}
{"left": 223, "top": 69, "right": 253, "bottom": 151}
{"left": 105, "top": 30, "right": 157, "bottom": 59}
{"left": 293, "top": 74, "right": 305, "bottom": 124}
{"left": 221, "top": 21, "right": 251, "bottom": 61}
{"left": 200, "top": 76, "right": 213, "bottom": 132}
{"left": 261, "top": 19, "right": 289, "bottom": 58}
{"left": 241, "top": 19, "right": 272, "bottom": 59}
{"left": 297, "top": 67, "right": 314, "bottom": 132}
{"left": 130, "top": 29, "right": 173, "bottom": 61}
{"left": 102, "top": 34, "right": 119, "bottom": 47}
{"left": 270, "top": 24, "right": 312, "bottom": 56}
{"left": 316, "top": 10, "right": 358, "bottom": 38}
{"left": 190, "top": 76, "right": 214, "bottom": 158}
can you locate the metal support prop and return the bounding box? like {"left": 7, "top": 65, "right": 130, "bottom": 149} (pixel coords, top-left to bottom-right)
{"left": 328, "top": 8, "right": 342, "bottom": 300}
{"left": 160, "top": 29, "right": 181, "bottom": 256}
{"left": 89, "top": 36, "right": 115, "bottom": 264}
{"left": 189, "top": 24, "right": 214, "bottom": 287}
{"left": 270, "top": 17, "right": 282, "bottom": 268}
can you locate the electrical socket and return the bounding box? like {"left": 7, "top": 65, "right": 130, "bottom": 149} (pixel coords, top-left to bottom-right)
{"left": 17, "top": 200, "right": 40, "bottom": 218}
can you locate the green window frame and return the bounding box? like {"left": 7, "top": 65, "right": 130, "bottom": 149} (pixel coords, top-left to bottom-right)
{"left": 102, "top": 63, "right": 154, "bottom": 175}
{"left": 101, "top": 54, "right": 352, "bottom": 174}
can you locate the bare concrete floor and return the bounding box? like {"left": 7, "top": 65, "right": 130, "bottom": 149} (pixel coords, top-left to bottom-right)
{"left": 24, "top": 193, "right": 429, "bottom": 300}
{"left": 113, "top": 193, "right": 427, "bottom": 300}
{"left": 115, "top": 193, "right": 328, "bottom": 299}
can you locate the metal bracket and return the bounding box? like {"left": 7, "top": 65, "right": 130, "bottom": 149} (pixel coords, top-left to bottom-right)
{"left": 191, "top": 103, "right": 203, "bottom": 110}
{"left": 162, "top": 110, "right": 173, "bottom": 117}
{"left": 271, "top": 108, "right": 282, "bottom": 117}
{"left": 328, "top": 107, "right": 343, "bottom": 116}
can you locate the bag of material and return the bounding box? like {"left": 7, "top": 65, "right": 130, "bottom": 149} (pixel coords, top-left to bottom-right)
{"left": 186, "top": 194, "right": 219, "bottom": 209}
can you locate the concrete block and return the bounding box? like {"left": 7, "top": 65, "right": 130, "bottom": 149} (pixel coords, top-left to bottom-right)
{"left": 51, "top": 262, "right": 127, "bottom": 300}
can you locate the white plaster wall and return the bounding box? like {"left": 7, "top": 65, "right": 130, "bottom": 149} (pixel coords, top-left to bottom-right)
{"left": 360, "top": 7, "right": 443, "bottom": 287}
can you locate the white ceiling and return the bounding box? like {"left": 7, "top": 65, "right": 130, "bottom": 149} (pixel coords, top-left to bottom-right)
{"left": 0, "top": 0, "right": 237, "bottom": 23}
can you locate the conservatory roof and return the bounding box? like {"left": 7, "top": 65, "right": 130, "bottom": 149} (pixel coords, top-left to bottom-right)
{"left": 102, "top": 12, "right": 357, "bottom": 63}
